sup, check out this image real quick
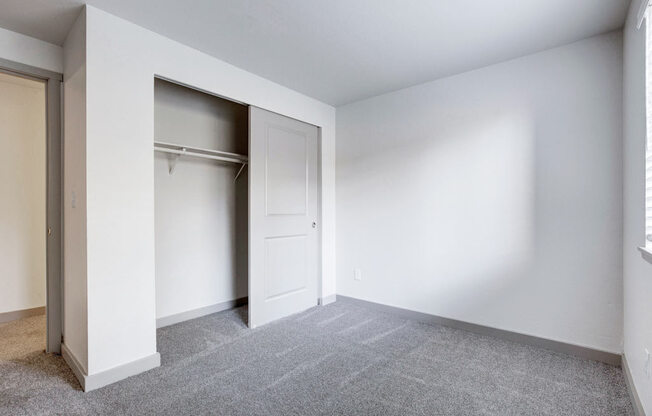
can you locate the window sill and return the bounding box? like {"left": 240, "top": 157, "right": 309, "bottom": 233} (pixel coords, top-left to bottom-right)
{"left": 637, "top": 246, "right": 652, "bottom": 264}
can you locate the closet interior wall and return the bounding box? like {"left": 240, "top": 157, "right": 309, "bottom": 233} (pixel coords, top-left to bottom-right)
{"left": 154, "top": 78, "right": 248, "bottom": 323}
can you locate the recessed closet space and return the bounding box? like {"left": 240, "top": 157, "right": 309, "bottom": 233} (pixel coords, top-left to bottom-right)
{"left": 154, "top": 78, "right": 248, "bottom": 327}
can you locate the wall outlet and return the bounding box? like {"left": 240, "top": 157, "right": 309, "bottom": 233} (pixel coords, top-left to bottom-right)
{"left": 645, "top": 348, "right": 651, "bottom": 379}
{"left": 353, "top": 268, "right": 362, "bottom": 281}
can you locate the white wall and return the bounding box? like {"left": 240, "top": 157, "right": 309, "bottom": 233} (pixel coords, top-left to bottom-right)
{"left": 0, "top": 26, "right": 62, "bottom": 74}
{"left": 63, "top": 9, "right": 88, "bottom": 372}
{"left": 623, "top": 0, "right": 652, "bottom": 412}
{"left": 337, "top": 32, "right": 623, "bottom": 353}
{"left": 154, "top": 79, "right": 248, "bottom": 320}
{"left": 0, "top": 72, "right": 46, "bottom": 315}
{"left": 82, "top": 5, "right": 336, "bottom": 376}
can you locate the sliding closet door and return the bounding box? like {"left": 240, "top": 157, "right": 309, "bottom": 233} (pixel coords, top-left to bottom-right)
{"left": 249, "top": 106, "right": 319, "bottom": 328}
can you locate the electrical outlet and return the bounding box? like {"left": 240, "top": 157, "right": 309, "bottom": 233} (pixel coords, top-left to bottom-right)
{"left": 353, "top": 268, "right": 362, "bottom": 281}
{"left": 645, "top": 349, "right": 651, "bottom": 379}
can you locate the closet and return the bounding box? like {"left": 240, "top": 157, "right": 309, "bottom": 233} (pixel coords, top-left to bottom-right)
{"left": 154, "top": 78, "right": 248, "bottom": 327}
{"left": 154, "top": 78, "right": 320, "bottom": 329}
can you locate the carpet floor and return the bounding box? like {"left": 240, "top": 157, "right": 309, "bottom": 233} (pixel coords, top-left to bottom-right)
{"left": 0, "top": 300, "right": 634, "bottom": 415}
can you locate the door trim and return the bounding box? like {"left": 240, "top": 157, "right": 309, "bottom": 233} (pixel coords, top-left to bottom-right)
{"left": 316, "top": 127, "right": 323, "bottom": 304}
{"left": 0, "top": 58, "right": 63, "bottom": 354}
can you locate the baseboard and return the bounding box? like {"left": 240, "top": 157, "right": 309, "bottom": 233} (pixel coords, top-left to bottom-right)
{"left": 336, "top": 295, "right": 622, "bottom": 366}
{"left": 623, "top": 354, "right": 647, "bottom": 416}
{"left": 61, "top": 343, "right": 88, "bottom": 390}
{"left": 0, "top": 306, "right": 45, "bottom": 324}
{"left": 318, "top": 294, "right": 337, "bottom": 306}
{"left": 84, "top": 352, "right": 161, "bottom": 392}
{"left": 62, "top": 342, "right": 160, "bottom": 392}
{"left": 156, "top": 297, "right": 248, "bottom": 328}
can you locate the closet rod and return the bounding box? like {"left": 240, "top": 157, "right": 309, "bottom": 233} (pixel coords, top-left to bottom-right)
{"left": 153, "top": 141, "right": 248, "bottom": 177}
{"left": 154, "top": 146, "right": 247, "bottom": 164}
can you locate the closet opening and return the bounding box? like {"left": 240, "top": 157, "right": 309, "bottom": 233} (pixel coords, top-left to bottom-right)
{"left": 154, "top": 78, "right": 249, "bottom": 328}
{"left": 154, "top": 76, "right": 322, "bottom": 331}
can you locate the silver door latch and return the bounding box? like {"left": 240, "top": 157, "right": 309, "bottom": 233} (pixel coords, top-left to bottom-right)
{"left": 312, "top": 222, "right": 317, "bottom": 228}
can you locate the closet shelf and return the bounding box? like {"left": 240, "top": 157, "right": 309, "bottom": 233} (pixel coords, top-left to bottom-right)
{"left": 154, "top": 140, "right": 248, "bottom": 179}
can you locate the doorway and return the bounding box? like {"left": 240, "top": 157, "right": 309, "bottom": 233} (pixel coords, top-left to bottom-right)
{"left": 0, "top": 59, "right": 62, "bottom": 354}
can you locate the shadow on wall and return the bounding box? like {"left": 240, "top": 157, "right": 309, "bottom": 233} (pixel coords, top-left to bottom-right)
{"left": 342, "top": 106, "right": 535, "bottom": 310}
{"left": 337, "top": 96, "right": 621, "bottom": 349}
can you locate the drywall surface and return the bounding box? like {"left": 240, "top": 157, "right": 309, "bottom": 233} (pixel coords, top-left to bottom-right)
{"left": 623, "top": 0, "right": 652, "bottom": 412}
{"left": 62, "top": 9, "right": 88, "bottom": 373}
{"left": 336, "top": 32, "right": 623, "bottom": 353}
{"left": 0, "top": 26, "right": 62, "bottom": 73}
{"left": 0, "top": 73, "right": 45, "bottom": 315}
{"left": 154, "top": 79, "right": 248, "bottom": 320}
{"left": 83, "top": 5, "right": 335, "bottom": 375}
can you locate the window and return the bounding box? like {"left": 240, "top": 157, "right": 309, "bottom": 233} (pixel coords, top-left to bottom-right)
{"left": 647, "top": 8, "right": 652, "bottom": 247}
{"left": 644, "top": 0, "right": 652, "bottom": 249}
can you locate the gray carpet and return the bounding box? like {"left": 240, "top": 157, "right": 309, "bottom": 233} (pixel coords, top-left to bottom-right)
{"left": 0, "top": 300, "right": 634, "bottom": 415}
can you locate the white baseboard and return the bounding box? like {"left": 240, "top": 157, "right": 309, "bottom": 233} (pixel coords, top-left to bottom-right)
{"left": 336, "top": 295, "right": 622, "bottom": 366}
{"left": 156, "top": 297, "right": 247, "bottom": 328}
{"left": 622, "top": 354, "right": 647, "bottom": 416}
{"left": 62, "top": 343, "right": 160, "bottom": 392}
{"left": 0, "top": 306, "right": 45, "bottom": 324}
{"left": 61, "top": 343, "right": 88, "bottom": 390}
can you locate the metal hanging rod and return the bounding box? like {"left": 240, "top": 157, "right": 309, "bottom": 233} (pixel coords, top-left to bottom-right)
{"left": 154, "top": 141, "right": 247, "bottom": 163}
{"left": 154, "top": 140, "right": 248, "bottom": 180}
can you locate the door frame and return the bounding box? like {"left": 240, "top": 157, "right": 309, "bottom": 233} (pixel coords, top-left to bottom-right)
{"left": 0, "top": 58, "right": 63, "bottom": 353}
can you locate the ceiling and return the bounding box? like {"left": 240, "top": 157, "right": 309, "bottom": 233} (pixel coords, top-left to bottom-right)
{"left": 0, "top": 0, "right": 631, "bottom": 106}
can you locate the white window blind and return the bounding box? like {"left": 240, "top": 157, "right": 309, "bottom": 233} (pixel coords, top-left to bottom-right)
{"left": 646, "top": 4, "right": 652, "bottom": 246}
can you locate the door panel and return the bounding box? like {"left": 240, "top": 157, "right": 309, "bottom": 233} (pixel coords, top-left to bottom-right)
{"left": 265, "top": 126, "right": 307, "bottom": 215}
{"left": 249, "top": 106, "right": 318, "bottom": 328}
{"left": 264, "top": 235, "right": 307, "bottom": 300}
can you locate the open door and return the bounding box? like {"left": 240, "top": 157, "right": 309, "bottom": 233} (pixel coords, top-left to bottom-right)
{"left": 45, "top": 76, "right": 62, "bottom": 354}
{"left": 248, "top": 106, "right": 319, "bottom": 328}
{"left": 0, "top": 61, "right": 62, "bottom": 354}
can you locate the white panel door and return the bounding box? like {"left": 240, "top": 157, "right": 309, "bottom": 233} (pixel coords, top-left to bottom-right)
{"left": 249, "top": 106, "right": 319, "bottom": 328}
